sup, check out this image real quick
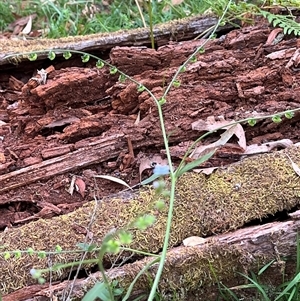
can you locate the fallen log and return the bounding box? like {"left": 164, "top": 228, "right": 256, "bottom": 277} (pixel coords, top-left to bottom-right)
{"left": 10, "top": 211, "right": 300, "bottom": 301}
{"left": 0, "top": 13, "right": 226, "bottom": 65}
{"left": 1, "top": 146, "right": 300, "bottom": 297}
{"left": 1, "top": 11, "right": 300, "bottom": 301}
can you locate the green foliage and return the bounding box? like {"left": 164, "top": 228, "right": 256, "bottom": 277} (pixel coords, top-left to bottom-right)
{"left": 219, "top": 234, "right": 300, "bottom": 301}
{"left": 48, "top": 51, "right": 56, "bottom": 60}
{"left": 260, "top": 10, "right": 300, "bottom": 36}
{"left": 134, "top": 215, "right": 156, "bottom": 230}
{"left": 0, "top": 0, "right": 208, "bottom": 38}
{"left": 81, "top": 53, "right": 90, "bottom": 63}
{"left": 63, "top": 51, "right": 72, "bottom": 60}
{"left": 82, "top": 281, "right": 123, "bottom": 301}
{"left": 0, "top": 1, "right": 14, "bottom": 31}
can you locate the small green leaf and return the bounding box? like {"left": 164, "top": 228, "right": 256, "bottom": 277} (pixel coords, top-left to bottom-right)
{"left": 152, "top": 179, "right": 166, "bottom": 193}
{"left": 110, "top": 66, "right": 118, "bottom": 74}
{"left": 158, "top": 97, "right": 166, "bottom": 105}
{"left": 14, "top": 250, "right": 22, "bottom": 259}
{"left": 179, "top": 65, "right": 186, "bottom": 73}
{"left": 272, "top": 115, "right": 282, "bottom": 123}
{"left": 38, "top": 251, "right": 46, "bottom": 259}
{"left": 48, "top": 51, "right": 56, "bottom": 60}
{"left": 285, "top": 111, "right": 294, "bottom": 119}
{"left": 173, "top": 80, "right": 181, "bottom": 88}
{"left": 4, "top": 252, "right": 10, "bottom": 260}
{"left": 198, "top": 47, "right": 205, "bottom": 54}
{"left": 55, "top": 245, "right": 62, "bottom": 252}
{"left": 27, "top": 248, "right": 34, "bottom": 255}
{"left": 118, "top": 74, "right": 126, "bottom": 83}
{"left": 248, "top": 118, "right": 257, "bottom": 126}
{"left": 190, "top": 55, "right": 197, "bottom": 63}
{"left": 88, "top": 243, "right": 97, "bottom": 252}
{"left": 118, "top": 231, "right": 132, "bottom": 245}
{"left": 113, "top": 287, "right": 123, "bottom": 296}
{"left": 38, "top": 277, "right": 46, "bottom": 284}
{"left": 82, "top": 282, "right": 110, "bottom": 301}
{"left": 77, "top": 242, "right": 90, "bottom": 251}
{"left": 155, "top": 199, "right": 166, "bottom": 210}
{"left": 176, "top": 150, "right": 216, "bottom": 177}
{"left": 140, "top": 173, "right": 162, "bottom": 186}
{"left": 96, "top": 60, "right": 104, "bottom": 68}
{"left": 105, "top": 239, "right": 120, "bottom": 254}
{"left": 81, "top": 54, "right": 90, "bottom": 63}
{"left": 28, "top": 53, "right": 38, "bottom": 61}
{"left": 137, "top": 85, "right": 145, "bottom": 92}
{"left": 63, "top": 51, "right": 72, "bottom": 60}
{"left": 134, "top": 214, "right": 156, "bottom": 230}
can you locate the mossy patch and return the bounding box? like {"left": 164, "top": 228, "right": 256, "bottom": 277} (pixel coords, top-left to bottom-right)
{"left": 1, "top": 146, "right": 300, "bottom": 294}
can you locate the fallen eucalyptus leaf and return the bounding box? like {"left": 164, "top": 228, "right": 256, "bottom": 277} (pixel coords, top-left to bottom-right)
{"left": 94, "top": 175, "right": 132, "bottom": 190}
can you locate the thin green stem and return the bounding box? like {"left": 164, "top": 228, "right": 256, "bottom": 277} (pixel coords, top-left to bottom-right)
{"left": 147, "top": 0, "right": 155, "bottom": 49}
{"left": 147, "top": 2, "right": 233, "bottom": 300}
{"left": 162, "top": 0, "right": 233, "bottom": 99}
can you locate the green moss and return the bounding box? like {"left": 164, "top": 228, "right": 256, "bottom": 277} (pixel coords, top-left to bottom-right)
{"left": 1, "top": 147, "right": 300, "bottom": 294}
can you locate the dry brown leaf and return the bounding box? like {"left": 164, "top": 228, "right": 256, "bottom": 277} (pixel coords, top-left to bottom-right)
{"left": 21, "top": 15, "right": 32, "bottom": 35}
{"left": 190, "top": 116, "right": 246, "bottom": 159}
{"left": 67, "top": 175, "right": 76, "bottom": 195}
{"left": 44, "top": 117, "right": 80, "bottom": 129}
{"left": 192, "top": 116, "right": 231, "bottom": 132}
{"left": 75, "top": 177, "right": 86, "bottom": 198}
{"left": 134, "top": 111, "right": 140, "bottom": 125}
{"left": 244, "top": 139, "right": 293, "bottom": 155}
{"left": 193, "top": 167, "right": 218, "bottom": 175}
{"left": 190, "top": 123, "right": 246, "bottom": 159}
{"left": 183, "top": 236, "right": 206, "bottom": 247}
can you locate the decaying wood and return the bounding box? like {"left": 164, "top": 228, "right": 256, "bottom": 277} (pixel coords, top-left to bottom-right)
{"left": 1, "top": 145, "right": 300, "bottom": 297}
{"left": 2, "top": 13, "right": 300, "bottom": 300}
{"left": 5, "top": 211, "right": 300, "bottom": 301}
{"left": 0, "top": 134, "right": 124, "bottom": 195}
{"left": 1, "top": 24, "right": 300, "bottom": 208}
{"left": 0, "top": 13, "right": 227, "bottom": 65}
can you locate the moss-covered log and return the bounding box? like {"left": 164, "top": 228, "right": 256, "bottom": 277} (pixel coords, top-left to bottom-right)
{"left": 5, "top": 211, "right": 300, "bottom": 301}
{"left": 1, "top": 146, "right": 300, "bottom": 296}
{"left": 0, "top": 13, "right": 226, "bottom": 65}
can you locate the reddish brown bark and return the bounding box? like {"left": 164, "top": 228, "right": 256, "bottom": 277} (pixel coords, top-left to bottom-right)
{"left": 1, "top": 16, "right": 300, "bottom": 300}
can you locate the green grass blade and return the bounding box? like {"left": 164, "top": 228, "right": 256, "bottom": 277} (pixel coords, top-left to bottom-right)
{"left": 219, "top": 282, "right": 241, "bottom": 301}
{"left": 237, "top": 272, "right": 271, "bottom": 301}
{"left": 122, "top": 258, "right": 160, "bottom": 301}
{"left": 275, "top": 272, "right": 300, "bottom": 301}
{"left": 175, "top": 149, "right": 215, "bottom": 177}
{"left": 296, "top": 232, "right": 300, "bottom": 273}
{"left": 258, "top": 259, "right": 275, "bottom": 276}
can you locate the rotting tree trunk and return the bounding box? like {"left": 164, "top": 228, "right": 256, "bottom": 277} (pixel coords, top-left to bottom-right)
{"left": 1, "top": 146, "right": 300, "bottom": 298}
{"left": 6, "top": 211, "right": 300, "bottom": 301}
{"left": 0, "top": 13, "right": 229, "bottom": 65}
{"left": 1, "top": 14, "right": 300, "bottom": 300}
{"left": 1, "top": 24, "right": 300, "bottom": 208}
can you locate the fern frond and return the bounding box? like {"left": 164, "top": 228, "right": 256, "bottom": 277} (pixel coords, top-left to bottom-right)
{"left": 259, "top": 10, "right": 300, "bottom": 36}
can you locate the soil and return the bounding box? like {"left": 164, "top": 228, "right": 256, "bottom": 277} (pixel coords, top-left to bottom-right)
{"left": 1, "top": 14, "right": 300, "bottom": 300}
